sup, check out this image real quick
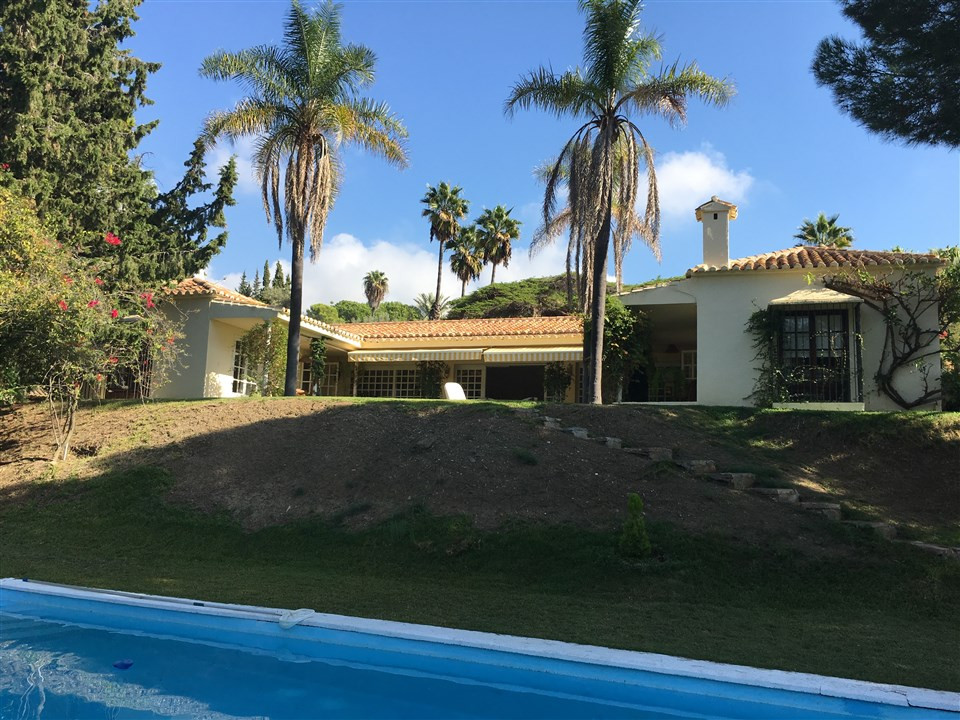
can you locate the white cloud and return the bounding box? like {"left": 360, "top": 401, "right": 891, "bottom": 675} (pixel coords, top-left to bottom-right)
{"left": 655, "top": 144, "right": 754, "bottom": 220}
{"left": 292, "top": 232, "right": 568, "bottom": 306}
{"left": 206, "top": 136, "right": 258, "bottom": 194}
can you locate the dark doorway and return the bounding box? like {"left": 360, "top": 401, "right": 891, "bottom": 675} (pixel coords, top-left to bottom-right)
{"left": 625, "top": 366, "right": 649, "bottom": 402}
{"left": 486, "top": 365, "right": 545, "bottom": 401}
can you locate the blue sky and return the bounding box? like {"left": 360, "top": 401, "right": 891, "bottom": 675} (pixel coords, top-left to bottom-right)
{"left": 130, "top": 0, "right": 959, "bottom": 306}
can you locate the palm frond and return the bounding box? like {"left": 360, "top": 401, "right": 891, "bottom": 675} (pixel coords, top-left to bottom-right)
{"left": 505, "top": 67, "right": 599, "bottom": 119}
{"left": 618, "top": 60, "right": 735, "bottom": 126}
{"left": 580, "top": 0, "right": 644, "bottom": 92}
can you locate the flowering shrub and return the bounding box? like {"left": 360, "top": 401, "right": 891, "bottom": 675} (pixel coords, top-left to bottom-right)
{"left": 0, "top": 186, "right": 183, "bottom": 459}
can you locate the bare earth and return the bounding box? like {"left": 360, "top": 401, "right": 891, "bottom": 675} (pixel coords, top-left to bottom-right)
{"left": 1, "top": 398, "right": 957, "bottom": 551}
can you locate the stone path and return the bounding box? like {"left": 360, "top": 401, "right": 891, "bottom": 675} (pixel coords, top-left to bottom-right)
{"left": 531, "top": 409, "right": 959, "bottom": 561}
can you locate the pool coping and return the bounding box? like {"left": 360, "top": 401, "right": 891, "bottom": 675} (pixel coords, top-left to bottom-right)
{"left": 2, "top": 578, "right": 957, "bottom": 713}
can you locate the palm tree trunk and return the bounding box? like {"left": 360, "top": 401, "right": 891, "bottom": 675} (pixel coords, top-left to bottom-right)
{"left": 586, "top": 191, "right": 614, "bottom": 405}
{"left": 565, "top": 236, "right": 573, "bottom": 312}
{"left": 461, "top": 279, "right": 467, "bottom": 297}
{"left": 490, "top": 262, "right": 497, "bottom": 285}
{"left": 285, "top": 241, "right": 304, "bottom": 396}
{"left": 432, "top": 239, "right": 444, "bottom": 320}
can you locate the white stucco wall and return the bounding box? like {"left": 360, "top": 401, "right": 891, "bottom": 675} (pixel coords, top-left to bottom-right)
{"left": 623, "top": 269, "right": 942, "bottom": 411}
{"left": 203, "top": 319, "right": 247, "bottom": 398}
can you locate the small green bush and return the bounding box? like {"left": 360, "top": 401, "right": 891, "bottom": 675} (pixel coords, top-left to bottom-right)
{"left": 619, "top": 493, "right": 651, "bottom": 559}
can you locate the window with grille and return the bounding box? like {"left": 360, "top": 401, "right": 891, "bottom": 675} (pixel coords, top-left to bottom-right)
{"left": 455, "top": 367, "right": 483, "bottom": 399}
{"left": 778, "top": 308, "right": 851, "bottom": 402}
{"left": 231, "top": 341, "right": 249, "bottom": 394}
{"left": 681, "top": 351, "right": 697, "bottom": 381}
{"left": 298, "top": 362, "right": 312, "bottom": 393}
{"left": 356, "top": 368, "right": 395, "bottom": 397}
{"left": 394, "top": 368, "right": 421, "bottom": 398}
{"left": 319, "top": 362, "right": 340, "bottom": 396}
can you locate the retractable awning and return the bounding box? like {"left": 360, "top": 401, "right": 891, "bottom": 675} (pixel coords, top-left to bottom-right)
{"left": 769, "top": 288, "right": 862, "bottom": 306}
{"left": 347, "top": 349, "right": 483, "bottom": 363}
{"left": 482, "top": 347, "right": 583, "bottom": 363}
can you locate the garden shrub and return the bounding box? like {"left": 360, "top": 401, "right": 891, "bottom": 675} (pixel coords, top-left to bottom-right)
{"left": 619, "top": 493, "right": 652, "bottom": 559}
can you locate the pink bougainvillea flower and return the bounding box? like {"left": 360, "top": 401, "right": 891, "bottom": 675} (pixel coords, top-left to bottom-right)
{"left": 87, "top": 300, "right": 100, "bottom": 308}
{"left": 104, "top": 232, "right": 121, "bottom": 246}
{"left": 58, "top": 300, "right": 68, "bottom": 311}
{"left": 939, "top": 330, "right": 949, "bottom": 340}
{"left": 140, "top": 291, "right": 155, "bottom": 309}
{"left": 96, "top": 374, "right": 103, "bottom": 382}
{"left": 108, "top": 357, "right": 119, "bottom": 364}
{"left": 94, "top": 277, "right": 104, "bottom": 286}
{"left": 167, "top": 337, "right": 175, "bottom": 345}
{"left": 63, "top": 275, "right": 73, "bottom": 284}
{"left": 0, "top": 163, "right": 9, "bottom": 171}
{"left": 110, "top": 309, "right": 119, "bottom": 319}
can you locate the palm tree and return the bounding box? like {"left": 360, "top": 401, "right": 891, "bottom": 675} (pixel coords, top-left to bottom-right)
{"left": 200, "top": 0, "right": 408, "bottom": 395}
{"left": 414, "top": 292, "right": 451, "bottom": 319}
{"left": 476, "top": 205, "right": 521, "bottom": 285}
{"left": 421, "top": 182, "right": 469, "bottom": 319}
{"left": 363, "top": 270, "right": 389, "bottom": 317}
{"left": 794, "top": 213, "right": 855, "bottom": 248}
{"left": 506, "top": 0, "right": 733, "bottom": 403}
{"left": 448, "top": 226, "right": 484, "bottom": 297}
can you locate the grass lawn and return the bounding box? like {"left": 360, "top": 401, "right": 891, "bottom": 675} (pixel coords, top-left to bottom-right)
{"left": 2, "top": 466, "right": 958, "bottom": 692}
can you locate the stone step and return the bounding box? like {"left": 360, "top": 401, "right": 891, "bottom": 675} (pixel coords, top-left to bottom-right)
{"left": 708, "top": 472, "right": 756, "bottom": 490}
{"left": 624, "top": 447, "right": 674, "bottom": 462}
{"left": 842, "top": 520, "right": 897, "bottom": 540}
{"left": 592, "top": 436, "right": 622, "bottom": 449}
{"left": 564, "top": 426, "right": 590, "bottom": 440}
{"left": 676, "top": 459, "right": 717, "bottom": 475}
{"left": 798, "top": 502, "right": 842, "bottom": 521}
{"left": 896, "top": 540, "right": 960, "bottom": 560}
{"left": 748, "top": 487, "right": 799, "bottom": 503}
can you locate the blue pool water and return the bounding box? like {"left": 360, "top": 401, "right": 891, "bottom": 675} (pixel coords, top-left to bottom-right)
{"left": 0, "top": 582, "right": 955, "bottom": 720}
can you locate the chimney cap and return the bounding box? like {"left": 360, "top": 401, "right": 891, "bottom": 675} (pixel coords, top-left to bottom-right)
{"left": 695, "top": 197, "right": 738, "bottom": 222}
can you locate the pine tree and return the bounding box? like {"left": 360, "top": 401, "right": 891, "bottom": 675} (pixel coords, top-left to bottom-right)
{"left": 252, "top": 270, "right": 261, "bottom": 297}
{"left": 237, "top": 272, "right": 252, "bottom": 296}
{"left": 273, "top": 260, "right": 285, "bottom": 289}
{"left": 0, "top": 0, "right": 237, "bottom": 286}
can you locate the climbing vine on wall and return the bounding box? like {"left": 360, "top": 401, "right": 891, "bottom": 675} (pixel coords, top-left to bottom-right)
{"left": 745, "top": 308, "right": 789, "bottom": 407}
{"left": 822, "top": 258, "right": 958, "bottom": 409}
{"left": 309, "top": 338, "right": 326, "bottom": 395}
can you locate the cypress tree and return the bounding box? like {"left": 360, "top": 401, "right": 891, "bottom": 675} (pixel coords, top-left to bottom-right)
{"left": 252, "top": 270, "right": 261, "bottom": 297}
{"left": 262, "top": 260, "right": 271, "bottom": 291}
{"left": 273, "top": 260, "right": 285, "bottom": 289}
{"left": 0, "top": 0, "right": 237, "bottom": 286}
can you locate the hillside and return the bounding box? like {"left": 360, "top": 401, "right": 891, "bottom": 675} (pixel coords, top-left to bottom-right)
{"left": 2, "top": 399, "right": 956, "bottom": 542}
{"left": 446, "top": 274, "right": 683, "bottom": 318}
{"left": 1, "top": 399, "right": 958, "bottom": 690}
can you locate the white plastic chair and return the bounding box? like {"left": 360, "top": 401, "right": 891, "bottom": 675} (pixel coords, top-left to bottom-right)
{"left": 442, "top": 382, "right": 467, "bottom": 401}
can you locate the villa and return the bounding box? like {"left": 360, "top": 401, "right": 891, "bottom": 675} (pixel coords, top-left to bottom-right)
{"left": 156, "top": 197, "right": 945, "bottom": 411}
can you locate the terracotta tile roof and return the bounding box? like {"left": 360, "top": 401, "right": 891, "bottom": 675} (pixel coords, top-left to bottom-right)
{"left": 164, "top": 277, "right": 271, "bottom": 307}
{"left": 334, "top": 315, "right": 583, "bottom": 340}
{"left": 687, "top": 246, "right": 944, "bottom": 277}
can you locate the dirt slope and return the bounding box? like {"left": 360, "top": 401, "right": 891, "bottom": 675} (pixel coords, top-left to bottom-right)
{"left": 1, "top": 399, "right": 957, "bottom": 549}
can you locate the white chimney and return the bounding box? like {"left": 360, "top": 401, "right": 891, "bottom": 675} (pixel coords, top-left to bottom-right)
{"left": 695, "top": 196, "right": 738, "bottom": 267}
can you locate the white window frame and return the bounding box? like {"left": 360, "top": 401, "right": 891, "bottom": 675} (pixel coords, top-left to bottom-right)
{"left": 232, "top": 340, "right": 254, "bottom": 395}
{"left": 455, "top": 365, "right": 485, "bottom": 399}
{"left": 681, "top": 350, "right": 697, "bottom": 381}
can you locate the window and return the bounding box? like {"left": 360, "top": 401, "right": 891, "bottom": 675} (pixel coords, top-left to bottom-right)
{"left": 455, "top": 367, "right": 484, "bottom": 399}
{"left": 778, "top": 308, "right": 851, "bottom": 402}
{"left": 356, "top": 368, "right": 395, "bottom": 397}
{"left": 231, "top": 341, "right": 250, "bottom": 394}
{"left": 681, "top": 350, "right": 697, "bottom": 381}
{"left": 319, "top": 362, "right": 340, "bottom": 396}
{"left": 356, "top": 366, "right": 423, "bottom": 398}
{"left": 394, "top": 368, "right": 421, "bottom": 398}
{"left": 298, "top": 362, "right": 312, "bottom": 394}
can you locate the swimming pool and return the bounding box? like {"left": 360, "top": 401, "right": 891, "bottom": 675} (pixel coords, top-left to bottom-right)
{"left": 1, "top": 578, "right": 956, "bottom": 719}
